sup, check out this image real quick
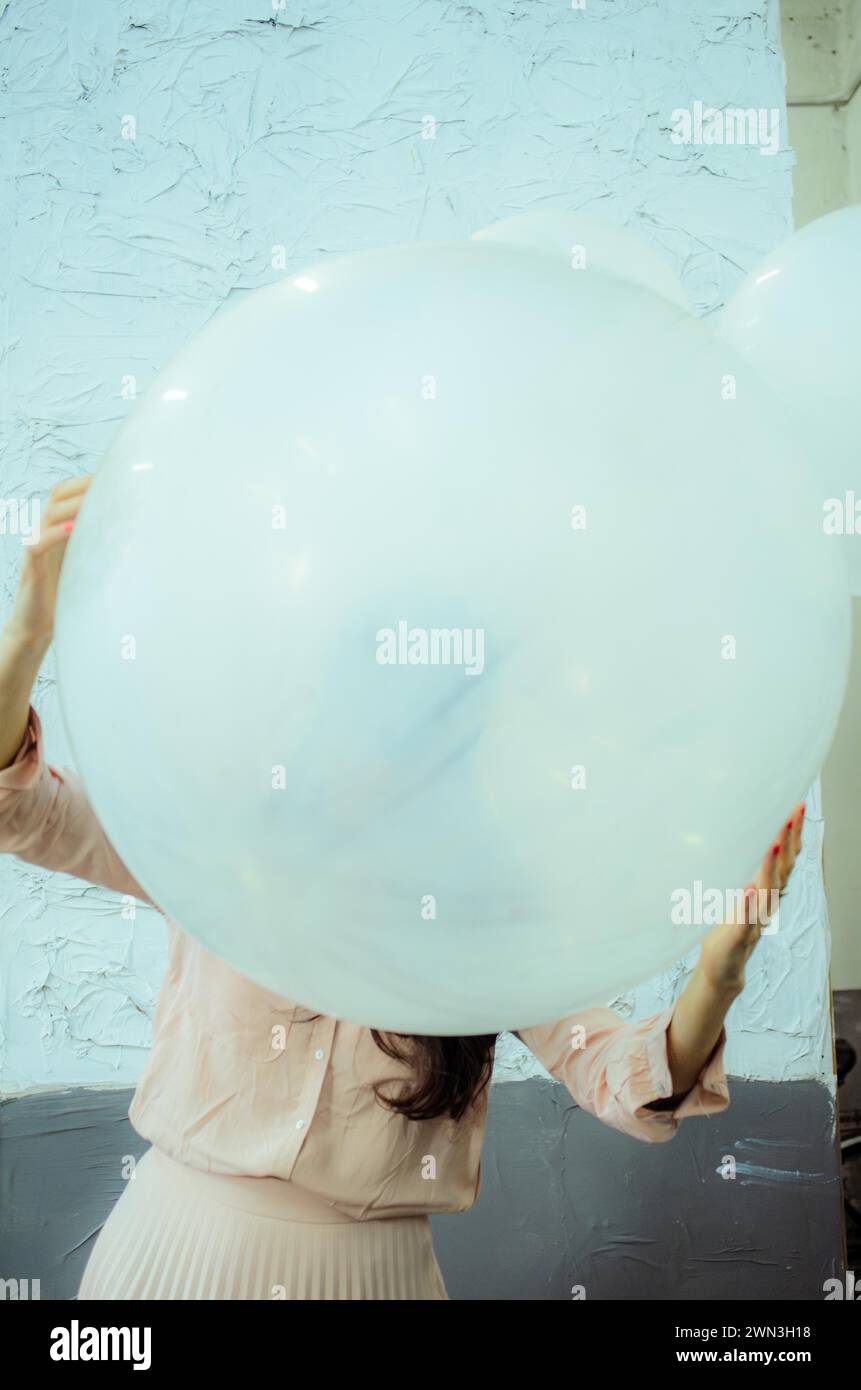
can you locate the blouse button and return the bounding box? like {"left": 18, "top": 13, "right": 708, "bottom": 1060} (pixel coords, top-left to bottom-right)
{"left": 314, "top": 1049, "right": 325, "bottom": 1060}
{"left": 295, "top": 1118, "right": 305, "bottom": 1129}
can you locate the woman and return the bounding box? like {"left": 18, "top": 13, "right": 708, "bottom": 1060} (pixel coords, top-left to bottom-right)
{"left": 0, "top": 477, "right": 804, "bottom": 1301}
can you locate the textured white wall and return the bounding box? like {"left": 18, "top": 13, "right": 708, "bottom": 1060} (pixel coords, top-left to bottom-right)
{"left": 1, "top": 0, "right": 823, "bottom": 1094}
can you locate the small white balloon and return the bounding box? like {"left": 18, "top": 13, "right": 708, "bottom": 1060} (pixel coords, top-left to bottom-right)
{"left": 716, "top": 205, "right": 861, "bottom": 594}
{"left": 55, "top": 238, "right": 848, "bottom": 1034}
{"left": 472, "top": 209, "right": 690, "bottom": 308}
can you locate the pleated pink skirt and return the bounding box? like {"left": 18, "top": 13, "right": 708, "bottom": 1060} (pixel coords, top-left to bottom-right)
{"left": 78, "top": 1147, "right": 449, "bottom": 1301}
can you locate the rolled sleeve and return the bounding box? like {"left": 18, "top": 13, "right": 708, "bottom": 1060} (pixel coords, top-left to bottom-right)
{"left": 517, "top": 1004, "right": 730, "bottom": 1143}
{"left": 0, "top": 705, "right": 43, "bottom": 793}
{"left": 0, "top": 703, "right": 156, "bottom": 905}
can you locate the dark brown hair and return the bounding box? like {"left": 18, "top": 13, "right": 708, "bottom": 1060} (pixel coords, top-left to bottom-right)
{"left": 302, "top": 1016, "right": 497, "bottom": 1121}
{"left": 369, "top": 1030, "right": 498, "bottom": 1122}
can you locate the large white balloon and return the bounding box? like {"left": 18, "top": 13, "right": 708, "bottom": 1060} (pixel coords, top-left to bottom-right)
{"left": 55, "top": 239, "right": 849, "bottom": 1034}
{"left": 716, "top": 204, "right": 861, "bottom": 594}
{"left": 472, "top": 210, "right": 690, "bottom": 308}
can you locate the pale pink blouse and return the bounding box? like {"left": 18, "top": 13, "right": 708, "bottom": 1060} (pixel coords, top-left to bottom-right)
{"left": 0, "top": 706, "right": 730, "bottom": 1219}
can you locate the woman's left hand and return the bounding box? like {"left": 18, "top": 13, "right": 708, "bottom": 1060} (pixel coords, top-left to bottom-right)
{"left": 698, "top": 801, "right": 806, "bottom": 998}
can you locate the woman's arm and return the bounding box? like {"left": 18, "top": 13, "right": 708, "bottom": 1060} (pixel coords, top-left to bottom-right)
{"left": 516, "top": 999, "right": 729, "bottom": 1142}
{"left": 0, "top": 701, "right": 156, "bottom": 902}
{"left": 517, "top": 805, "right": 806, "bottom": 1138}
{"left": 0, "top": 475, "right": 89, "bottom": 769}
{"left": 0, "top": 474, "right": 156, "bottom": 904}
{"left": 662, "top": 804, "right": 804, "bottom": 1098}
{"left": 0, "top": 625, "right": 51, "bottom": 770}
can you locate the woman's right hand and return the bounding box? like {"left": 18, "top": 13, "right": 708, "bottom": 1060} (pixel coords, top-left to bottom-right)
{"left": 5, "top": 475, "right": 93, "bottom": 645}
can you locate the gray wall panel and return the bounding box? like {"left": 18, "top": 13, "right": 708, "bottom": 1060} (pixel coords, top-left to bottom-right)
{"left": 0, "top": 1078, "right": 843, "bottom": 1301}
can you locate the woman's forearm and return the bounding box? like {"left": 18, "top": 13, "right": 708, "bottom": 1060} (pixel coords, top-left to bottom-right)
{"left": 665, "top": 964, "right": 738, "bottom": 1097}
{"left": 0, "top": 623, "right": 51, "bottom": 770}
